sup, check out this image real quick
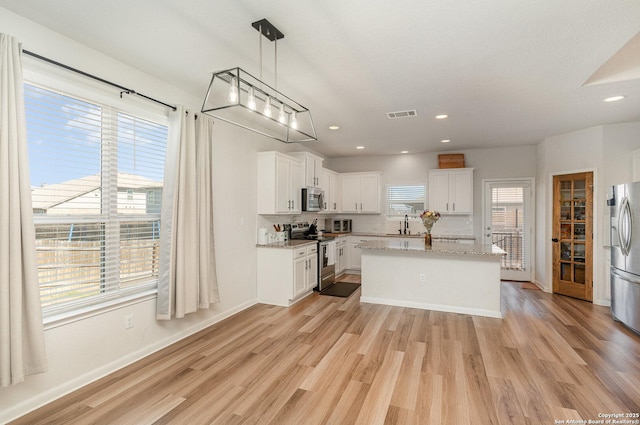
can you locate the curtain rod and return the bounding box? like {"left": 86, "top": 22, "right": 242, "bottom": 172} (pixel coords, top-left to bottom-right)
{"left": 23, "top": 50, "right": 177, "bottom": 111}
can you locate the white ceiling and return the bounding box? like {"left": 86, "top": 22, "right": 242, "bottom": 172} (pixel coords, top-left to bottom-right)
{"left": 2, "top": 0, "right": 640, "bottom": 158}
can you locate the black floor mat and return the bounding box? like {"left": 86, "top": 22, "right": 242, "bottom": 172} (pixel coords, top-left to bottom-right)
{"left": 320, "top": 282, "right": 361, "bottom": 298}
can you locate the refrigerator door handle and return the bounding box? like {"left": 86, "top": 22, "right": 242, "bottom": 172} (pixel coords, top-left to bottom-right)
{"left": 611, "top": 267, "right": 640, "bottom": 285}
{"left": 619, "top": 196, "right": 633, "bottom": 256}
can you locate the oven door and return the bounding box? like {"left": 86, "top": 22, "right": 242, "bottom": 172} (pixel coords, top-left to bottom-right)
{"left": 318, "top": 241, "right": 336, "bottom": 290}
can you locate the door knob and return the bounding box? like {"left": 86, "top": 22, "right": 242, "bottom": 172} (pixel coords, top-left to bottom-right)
{"left": 551, "top": 238, "right": 559, "bottom": 242}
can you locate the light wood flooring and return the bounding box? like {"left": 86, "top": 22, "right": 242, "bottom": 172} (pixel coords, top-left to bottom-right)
{"left": 11, "top": 278, "right": 640, "bottom": 425}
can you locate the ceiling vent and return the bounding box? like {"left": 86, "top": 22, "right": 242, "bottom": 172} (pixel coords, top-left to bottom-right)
{"left": 387, "top": 109, "right": 417, "bottom": 119}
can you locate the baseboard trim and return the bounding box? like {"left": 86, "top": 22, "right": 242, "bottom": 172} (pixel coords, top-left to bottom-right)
{"left": 360, "top": 296, "right": 502, "bottom": 319}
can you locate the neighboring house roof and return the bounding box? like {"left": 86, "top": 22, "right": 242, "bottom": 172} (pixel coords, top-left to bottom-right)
{"left": 31, "top": 172, "right": 162, "bottom": 210}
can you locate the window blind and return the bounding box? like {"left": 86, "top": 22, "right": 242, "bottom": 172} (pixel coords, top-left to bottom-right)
{"left": 387, "top": 184, "right": 426, "bottom": 218}
{"left": 24, "top": 83, "right": 168, "bottom": 315}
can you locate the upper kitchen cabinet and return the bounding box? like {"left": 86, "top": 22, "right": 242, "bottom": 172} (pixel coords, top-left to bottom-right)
{"left": 319, "top": 168, "right": 340, "bottom": 213}
{"left": 428, "top": 168, "right": 474, "bottom": 214}
{"left": 290, "top": 152, "right": 324, "bottom": 188}
{"left": 341, "top": 172, "right": 381, "bottom": 213}
{"left": 257, "top": 152, "right": 303, "bottom": 214}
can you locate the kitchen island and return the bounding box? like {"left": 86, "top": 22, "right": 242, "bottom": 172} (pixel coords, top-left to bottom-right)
{"left": 357, "top": 239, "right": 506, "bottom": 318}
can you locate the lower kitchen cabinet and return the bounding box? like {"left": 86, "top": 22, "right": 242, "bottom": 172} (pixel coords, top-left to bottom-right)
{"left": 257, "top": 243, "right": 318, "bottom": 306}
{"left": 335, "top": 237, "right": 347, "bottom": 276}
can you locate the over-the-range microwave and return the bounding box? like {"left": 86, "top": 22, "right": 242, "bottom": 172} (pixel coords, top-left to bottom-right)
{"left": 302, "top": 187, "right": 324, "bottom": 212}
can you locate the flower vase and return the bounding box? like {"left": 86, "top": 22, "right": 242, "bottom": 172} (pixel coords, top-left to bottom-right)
{"left": 424, "top": 232, "right": 432, "bottom": 247}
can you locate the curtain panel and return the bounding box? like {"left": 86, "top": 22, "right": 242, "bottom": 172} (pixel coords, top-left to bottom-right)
{"left": 0, "top": 33, "right": 48, "bottom": 387}
{"left": 157, "top": 107, "right": 219, "bottom": 320}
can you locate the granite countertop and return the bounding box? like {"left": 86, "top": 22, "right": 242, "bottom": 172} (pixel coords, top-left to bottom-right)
{"left": 256, "top": 240, "right": 317, "bottom": 249}
{"left": 328, "top": 232, "right": 475, "bottom": 240}
{"left": 356, "top": 239, "right": 506, "bottom": 257}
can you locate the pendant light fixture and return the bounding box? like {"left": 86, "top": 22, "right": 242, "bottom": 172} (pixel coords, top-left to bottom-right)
{"left": 201, "top": 19, "right": 317, "bottom": 143}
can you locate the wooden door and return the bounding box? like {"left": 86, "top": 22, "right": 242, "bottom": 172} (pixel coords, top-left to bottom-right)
{"left": 552, "top": 172, "right": 593, "bottom": 301}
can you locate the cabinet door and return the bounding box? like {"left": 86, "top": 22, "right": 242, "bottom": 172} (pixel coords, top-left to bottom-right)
{"left": 293, "top": 256, "right": 307, "bottom": 298}
{"left": 359, "top": 174, "right": 380, "bottom": 213}
{"left": 307, "top": 254, "right": 318, "bottom": 290}
{"left": 319, "top": 169, "right": 330, "bottom": 211}
{"left": 450, "top": 169, "right": 473, "bottom": 214}
{"left": 330, "top": 172, "right": 340, "bottom": 212}
{"left": 429, "top": 171, "right": 450, "bottom": 213}
{"left": 341, "top": 175, "right": 360, "bottom": 212}
{"left": 290, "top": 160, "right": 303, "bottom": 213}
{"left": 349, "top": 240, "right": 363, "bottom": 270}
{"left": 275, "top": 157, "right": 291, "bottom": 213}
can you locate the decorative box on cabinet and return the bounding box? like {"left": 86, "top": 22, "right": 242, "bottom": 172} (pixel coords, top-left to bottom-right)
{"left": 428, "top": 168, "right": 473, "bottom": 214}
{"left": 341, "top": 172, "right": 381, "bottom": 213}
{"left": 257, "top": 244, "right": 318, "bottom": 306}
{"left": 257, "top": 152, "right": 303, "bottom": 214}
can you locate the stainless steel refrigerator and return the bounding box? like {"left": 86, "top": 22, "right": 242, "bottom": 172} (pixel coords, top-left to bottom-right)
{"left": 610, "top": 182, "right": 640, "bottom": 334}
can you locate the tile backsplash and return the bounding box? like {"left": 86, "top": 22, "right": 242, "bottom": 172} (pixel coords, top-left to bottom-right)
{"left": 256, "top": 213, "right": 474, "bottom": 242}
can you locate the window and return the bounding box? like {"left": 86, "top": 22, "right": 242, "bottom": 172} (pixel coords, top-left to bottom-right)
{"left": 386, "top": 184, "right": 426, "bottom": 218}
{"left": 24, "top": 83, "right": 168, "bottom": 316}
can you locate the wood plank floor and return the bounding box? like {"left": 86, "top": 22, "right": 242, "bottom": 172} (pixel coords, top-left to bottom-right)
{"left": 11, "top": 279, "right": 640, "bottom": 425}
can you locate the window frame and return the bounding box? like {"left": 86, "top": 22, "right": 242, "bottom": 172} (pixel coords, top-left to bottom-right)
{"left": 385, "top": 183, "right": 427, "bottom": 220}
{"left": 23, "top": 57, "right": 170, "bottom": 323}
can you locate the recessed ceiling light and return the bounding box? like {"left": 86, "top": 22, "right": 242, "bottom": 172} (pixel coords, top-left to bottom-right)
{"left": 441, "top": 139, "right": 451, "bottom": 143}
{"left": 401, "top": 150, "right": 409, "bottom": 154}
{"left": 435, "top": 114, "right": 448, "bottom": 119}
{"left": 356, "top": 146, "right": 365, "bottom": 150}
{"left": 329, "top": 125, "right": 340, "bottom": 130}
{"left": 603, "top": 95, "right": 625, "bottom": 102}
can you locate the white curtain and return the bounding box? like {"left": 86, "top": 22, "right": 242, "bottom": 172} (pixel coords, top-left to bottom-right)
{"left": 157, "top": 106, "right": 219, "bottom": 320}
{"left": 0, "top": 34, "right": 48, "bottom": 386}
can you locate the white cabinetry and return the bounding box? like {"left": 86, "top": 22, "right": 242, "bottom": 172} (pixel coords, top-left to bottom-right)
{"left": 319, "top": 168, "right": 340, "bottom": 213}
{"left": 347, "top": 236, "right": 379, "bottom": 271}
{"left": 291, "top": 152, "right": 323, "bottom": 188}
{"left": 428, "top": 168, "right": 473, "bottom": 214}
{"left": 335, "top": 237, "right": 347, "bottom": 276}
{"left": 341, "top": 172, "right": 381, "bottom": 213}
{"left": 257, "top": 152, "right": 303, "bottom": 214}
{"left": 258, "top": 244, "right": 318, "bottom": 306}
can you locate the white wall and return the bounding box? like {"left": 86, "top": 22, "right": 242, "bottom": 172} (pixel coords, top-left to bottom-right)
{"left": 325, "top": 145, "right": 538, "bottom": 238}
{"left": 0, "top": 8, "right": 289, "bottom": 423}
{"left": 535, "top": 123, "right": 640, "bottom": 305}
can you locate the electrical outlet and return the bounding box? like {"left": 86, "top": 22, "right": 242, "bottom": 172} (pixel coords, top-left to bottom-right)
{"left": 124, "top": 314, "right": 133, "bottom": 329}
{"left": 419, "top": 274, "right": 426, "bottom": 282}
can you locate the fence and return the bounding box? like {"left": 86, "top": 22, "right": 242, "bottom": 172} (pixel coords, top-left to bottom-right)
{"left": 492, "top": 231, "right": 524, "bottom": 271}
{"left": 36, "top": 239, "right": 159, "bottom": 306}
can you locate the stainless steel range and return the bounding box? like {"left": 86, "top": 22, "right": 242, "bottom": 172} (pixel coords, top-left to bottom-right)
{"left": 289, "top": 222, "right": 336, "bottom": 291}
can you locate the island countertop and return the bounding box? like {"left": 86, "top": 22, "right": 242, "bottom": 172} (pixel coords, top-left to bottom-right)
{"left": 356, "top": 239, "right": 506, "bottom": 257}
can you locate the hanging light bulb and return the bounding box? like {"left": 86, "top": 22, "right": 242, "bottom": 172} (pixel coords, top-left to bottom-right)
{"left": 228, "top": 77, "right": 239, "bottom": 103}
{"left": 264, "top": 96, "right": 272, "bottom": 117}
{"left": 247, "top": 87, "right": 256, "bottom": 110}
{"left": 290, "top": 111, "right": 298, "bottom": 129}
{"left": 278, "top": 103, "right": 287, "bottom": 124}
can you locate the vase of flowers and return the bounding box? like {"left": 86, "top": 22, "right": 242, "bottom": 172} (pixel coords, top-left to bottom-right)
{"left": 420, "top": 209, "right": 441, "bottom": 247}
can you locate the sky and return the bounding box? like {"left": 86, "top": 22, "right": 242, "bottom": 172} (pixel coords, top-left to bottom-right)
{"left": 24, "top": 83, "right": 167, "bottom": 188}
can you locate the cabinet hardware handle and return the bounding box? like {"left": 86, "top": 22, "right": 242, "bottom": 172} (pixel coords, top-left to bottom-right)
{"left": 355, "top": 202, "right": 357, "bottom": 210}
{"left": 324, "top": 202, "right": 327, "bottom": 209}
{"left": 333, "top": 202, "right": 336, "bottom": 210}
{"left": 360, "top": 203, "right": 363, "bottom": 211}
{"left": 551, "top": 238, "right": 558, "bottom": 243}
{"left": 453, "top": 203, "right": 455, "bottom": 211}
{"left": 292, "top": 200, "right": 295, "bottom": 209}
{"left": 446, "top": 202, "right": 449, "bottom": 211}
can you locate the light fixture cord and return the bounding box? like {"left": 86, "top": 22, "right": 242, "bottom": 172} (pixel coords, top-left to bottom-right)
{"left": 258, "top": 23, "right": 263, "bottom": 83}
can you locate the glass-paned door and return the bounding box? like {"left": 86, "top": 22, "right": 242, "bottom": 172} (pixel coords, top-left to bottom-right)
{"left": 484, "top": 180, "right": 533, "bottom": 281}
{"left": 552, "top": 172, "right": 593, "bottom": 301}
